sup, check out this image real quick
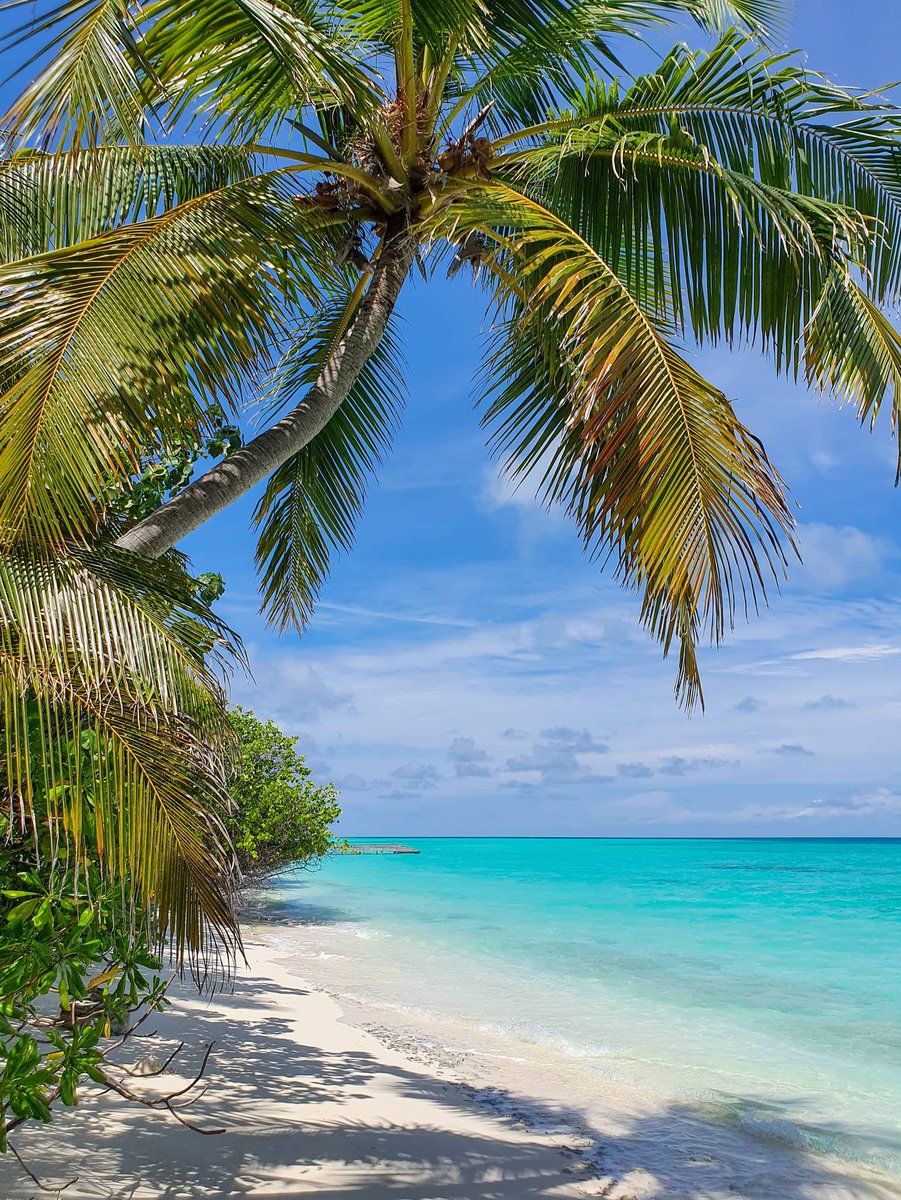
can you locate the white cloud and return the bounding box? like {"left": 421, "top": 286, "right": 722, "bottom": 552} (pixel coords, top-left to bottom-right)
{"left": 318, "top": 601, "right": 476, "bottom": 628}
{"left": 235, "top": 573, "right": 901, "bottom": 834}
{"left": 793, "top": 523, "right": 894, "bottom": 591}
{"left": 481, "top": 465, "right": 538, "bottom": 511}
{"left": 789, "top": 644, "right": 901, "bottom": 663}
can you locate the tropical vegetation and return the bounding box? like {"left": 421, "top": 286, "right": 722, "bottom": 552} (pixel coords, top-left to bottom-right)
{"left": 0, "top": 704, "right": 339, "bottom": 1155}
{"left": 226, "top": 706, "right": 342, "bottom": 880}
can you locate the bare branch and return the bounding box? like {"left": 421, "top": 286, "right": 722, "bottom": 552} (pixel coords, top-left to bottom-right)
{"left": 120, "top": 1040, "right": 184, "bottom": 1077}
{"left": 8, "top": 1143, "right": 76, "bottom": 1196}
{"left": 99, "top": 1040, "right": 224, "bottom": 1135}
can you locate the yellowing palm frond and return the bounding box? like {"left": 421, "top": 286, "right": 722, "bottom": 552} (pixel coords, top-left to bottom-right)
{"left": 0, "top": 542, "right": 244, "bottom": 975}
{"left": 0, "top": 170, "right": 337, "bottom": 549}
{"left": 432, "top": 185, "right": 793, "bottom": 705}
{"left": 0, "top": 144, "right": 257, "bottom": 262}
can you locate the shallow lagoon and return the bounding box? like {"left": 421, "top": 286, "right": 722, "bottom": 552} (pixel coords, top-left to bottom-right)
{"left": 266, "top": 837, "right": 901, "bottom": 1178}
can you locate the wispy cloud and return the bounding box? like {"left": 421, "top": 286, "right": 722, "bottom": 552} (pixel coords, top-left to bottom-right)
{"left": 234, "top": 579, "right": 901, "bottom": 833}
{"left": 317, "top": 601, "right": 476, "bottom": 628}
{"left": 789, "top": 644, "right": 901, "bottom": 662}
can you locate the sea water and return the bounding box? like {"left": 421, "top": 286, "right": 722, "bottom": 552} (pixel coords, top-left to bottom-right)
{"left": 261, "top": 838, "right": 901, "bottom": 1178}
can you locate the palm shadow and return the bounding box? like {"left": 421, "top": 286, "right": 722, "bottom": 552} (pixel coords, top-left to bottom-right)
{"left": 1, "top": 971, "right": 897, "bottom": 1200}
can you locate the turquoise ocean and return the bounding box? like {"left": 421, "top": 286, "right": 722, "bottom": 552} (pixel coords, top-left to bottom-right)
{"left": 264, "top": 838, "right": 901, "bottom": 1179}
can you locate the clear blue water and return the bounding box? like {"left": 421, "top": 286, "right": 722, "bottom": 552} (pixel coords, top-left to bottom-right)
{"left": 268, "top": 838, "right": 901, "bottom": 1175}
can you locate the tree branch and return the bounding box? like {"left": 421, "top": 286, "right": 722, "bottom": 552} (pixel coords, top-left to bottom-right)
{"left": 8, "top": 1143, "right": 76, "bottom": 1195}
{"left": 101, "top": 1041, "right": 224, "bottom": 1135}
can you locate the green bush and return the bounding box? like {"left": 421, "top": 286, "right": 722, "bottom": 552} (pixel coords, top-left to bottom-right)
{"left": 0, "top": 717, "right": 170, "bottom": 1156}
{"left": 225, "top": 707, "right": 342, "bottom": 880}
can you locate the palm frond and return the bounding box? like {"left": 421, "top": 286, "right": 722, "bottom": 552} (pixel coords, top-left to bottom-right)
{"left": 0, "top": 144, "right": 256, "bottom": 262}
{"left": 142, "top": 0, "right": 378, "bottom": 139}
{"left": 0, "top": 0, "right": 162, "bottom": 149}
{"left": 253, "top": 294, "right": 406, "bottom": 630}
{"left": 0, "top": 169, "right": 338, "bottom": 549}
{"left": 336, "top": 0, "right": 488, "bottom": 56}
{"left": 495, "top": 34, "right": 901, "bottom": 299}
{"left": 447, "top": 1, "right": 632, "bottom": 134}
{"left": 681, "top": 0, "right": 786, "bottom": 39}
{"left": 439, "top": 0, "right": 787, "bottom": 137}
{"left": 0, "top": 542, "right": 244, "bottom": 977}
{"left": 501, "top": 124, "right": 872, "bottom": 367}
{"left": 430, "top": 185, "right": 793, "bottom": 706}
{"left": 493, "top": 37, "right": 901, "bottom": 460}
{"left": 804, "top": 267, "right": 901, "bottom": 474}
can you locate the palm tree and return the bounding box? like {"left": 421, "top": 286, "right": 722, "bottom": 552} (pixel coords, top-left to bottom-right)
{"left": 2, "top": 1, "right": 901, "bottom": 707}
{"left": 1, "top": 0, "right": 900, "bottom": 991}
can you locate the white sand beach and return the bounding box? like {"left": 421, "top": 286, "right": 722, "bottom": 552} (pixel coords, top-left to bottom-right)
{"left": 1, "top": 938, "right": 898, "bottom": 1200}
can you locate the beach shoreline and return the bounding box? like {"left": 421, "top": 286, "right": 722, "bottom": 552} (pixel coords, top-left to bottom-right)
{"left": 1, "top": 933, "right": 898, "bottom": 1199}
{"left": 261, "top": 929, "right": 901, "bottom": 1200}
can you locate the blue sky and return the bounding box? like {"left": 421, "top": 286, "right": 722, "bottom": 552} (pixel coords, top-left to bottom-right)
{"left": 11, "top": 0, "right": 901, "bottom": 835}
{"left": 203, "top": 0, "right": 901, "bottom": 837}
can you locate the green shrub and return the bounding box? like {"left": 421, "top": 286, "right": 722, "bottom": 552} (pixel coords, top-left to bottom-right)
{"left": 225, "top": 707, "right": 342, "bottom": 880}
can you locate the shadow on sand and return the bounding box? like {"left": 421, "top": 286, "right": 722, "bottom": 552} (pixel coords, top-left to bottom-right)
{"left": 1, "top": 971, "right": 896, "bottom": 1200}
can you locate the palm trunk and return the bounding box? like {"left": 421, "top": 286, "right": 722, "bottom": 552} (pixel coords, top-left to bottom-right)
{"left": 116, "top": 215, "right": 414, "bottom": 559}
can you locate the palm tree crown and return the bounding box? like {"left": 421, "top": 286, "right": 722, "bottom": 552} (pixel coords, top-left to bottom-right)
{"left": 4, "top": 0, "right": 901, "bottom": 703}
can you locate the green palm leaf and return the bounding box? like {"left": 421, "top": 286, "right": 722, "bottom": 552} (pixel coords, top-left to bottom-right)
{"left": 683, "top": 0, "right": 785, "bottom": 37}
{"left": 336, "top": 0, "right": 487, "bottom": 55}
{"left": 0, "top": 170, "right": 337, "bottom": 549}
{"left": 0, "top": 144, "right": 257, "bottom": 262}
{"left": 502, "top": 128, "right": 872, "bottom": 366}
{"left": 0, "top": 0, "right": 162, "bottom": 148}
{"left": 496, "top": 34, "right": 901, "bottom": 295}
{"left": 0, "top": 542, "right": 243, "bottom": 974}
{"left": 254, "top": 291, "right": 406, "bottom": 630}
{"left": 493, "top": 37, "right": 901, "bottom": 458}
{"left": 439, "top": 0, "right": 786, "bottom": 138}
{"left": 143, "top": 0, "right": 377, "bottom": 139}
{"left": 804, "top": 268, "right": 901, "bottom": 474}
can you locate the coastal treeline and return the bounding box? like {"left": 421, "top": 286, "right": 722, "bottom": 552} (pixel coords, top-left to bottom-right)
{"left": 1, "top": 0, "right": 900, "bottom": 1169}
{"left": 226, "top": 707, "right": 343, "bottom": 880}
